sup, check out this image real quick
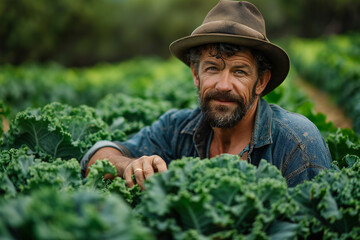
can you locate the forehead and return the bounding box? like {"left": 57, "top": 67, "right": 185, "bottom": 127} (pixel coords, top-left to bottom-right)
{"left": 199, "top": 47, "right": 256, "bottom": 65}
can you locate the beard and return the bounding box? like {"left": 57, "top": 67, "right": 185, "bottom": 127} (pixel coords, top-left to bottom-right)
{"left": 199, "top": 85, "right": 257, "bottom": 129}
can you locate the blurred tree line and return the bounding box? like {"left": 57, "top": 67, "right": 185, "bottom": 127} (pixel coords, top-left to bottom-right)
{"left": 1, "top": 0, "right": 359, "bottom": 66}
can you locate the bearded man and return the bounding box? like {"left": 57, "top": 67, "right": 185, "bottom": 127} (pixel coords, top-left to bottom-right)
{"left": 81, "top": 0, "right": 332, "bottom": 188}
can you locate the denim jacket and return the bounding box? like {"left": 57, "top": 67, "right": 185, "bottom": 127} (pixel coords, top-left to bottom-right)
{"left": 81, "top": 98, "right": 332, "bottom": 187}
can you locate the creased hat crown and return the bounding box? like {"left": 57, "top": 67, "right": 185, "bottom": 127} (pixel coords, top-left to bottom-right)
{"left": 194, "top": 1, "right": 266, "bottom": 40}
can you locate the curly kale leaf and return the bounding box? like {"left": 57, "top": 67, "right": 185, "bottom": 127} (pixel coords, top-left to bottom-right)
{"left": 3, "top": 102, "right": 123, "bottom": 161}
{"left": 25, "top": 158, "right": 82, "bottom": 192}
{"left": 136, "top": 154, "right": 299, "bottom": 240}
{"left": 0, "top": 147, "right": 36, "bottom": 197}
{"left": 83, "top": 159, "right": 142, "bottom": 206}
{"left": 326, "top": 128, "right": 360, "bottom": 169}
{"left": 96, "top": 93, "right": 171, "bottom": 135}
{"left": 0, "top": 147, "right": 82, "bottom": 198}
{"left": 82, "top": 159, "right": 117, "bottom": 190}
{"left": 107, "top": 177, "right": 142, "bottom": 207}
{"left": 290, "top": 159, "right": 360, "bottom": 239}
{"left": 0, "top": 187, "right": 154, "bottom": 239}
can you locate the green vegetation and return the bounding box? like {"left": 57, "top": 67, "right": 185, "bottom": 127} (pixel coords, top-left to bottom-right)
{"left": 1, "top": 0, "right": 359, "bottom": 66}
{"left": 0, "top": 58, "right": 195, "bottom": 115}
{"left": 1, "top": 0, "right": 359, "bottom": 236}
{"left": 0, "top": 187, "right": 153, "bottom": 239}
{"left": 290, "top": 33, "right": 360, "bottom": 133}
{"left": 2, "top": 151, "right": 359, "bottom": 239}
{"left": 2, "top": 103, "right": 120, "bottom": 162}
{"left": 291, "top": 160, "right": 360, "bottom": 239}
{"left": 96, "top": 93, "right": 171, "bottom": 135}
{"left": 136, "top": 155, "right": 298, "bottom": 239}
{"left": 0, "top": 47, "right": 359, "bottom": 238}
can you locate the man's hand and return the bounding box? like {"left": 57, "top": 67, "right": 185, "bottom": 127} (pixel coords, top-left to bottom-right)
{"left": 123, "top": 155, "right": 167, "bottom": 190}
{"left": 85, "top": 147, "right": 167, "bottom": 190}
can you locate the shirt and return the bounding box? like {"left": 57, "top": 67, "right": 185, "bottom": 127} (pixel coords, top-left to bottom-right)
{"left": 81, "top": 98, "right": 332, "bottom": 187}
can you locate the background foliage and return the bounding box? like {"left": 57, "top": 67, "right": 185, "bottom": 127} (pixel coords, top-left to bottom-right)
{"left": 289, "top": 33, "right": 360, "bottom": 133}
{"left": 1, "top": 0, "right": 359, "bottom": 66}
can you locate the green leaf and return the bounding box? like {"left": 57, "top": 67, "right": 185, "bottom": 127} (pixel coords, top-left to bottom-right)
{"left": 326, "top": 128, "right": 360, "bottom": 168}
{"left": 267, "top": 221, "right": 299, "bottom": 240}
{"left": 170, "top": 190, "right": 215, "bottom": 235}
{"left": 137, "top": 155, "right": 296, "bottom": 239}
{"left": 3, "top": 102, "right": 115, "bottom": 161}
{"left": 107, "top": 177, "right": 142, "bottom": 207}
{"left": 0, "top": 187, "right": 154, "bottom": 239}
{"left": 290, "top": 164, "right": 360, "bottom": 238}
{"left": 83, "top": 159, "right": 116, "bottom": 190}
{"left": 96, "top": 93, "right": 171, "bottom": 135}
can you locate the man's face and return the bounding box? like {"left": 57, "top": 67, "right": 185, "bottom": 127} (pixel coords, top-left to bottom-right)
{"left": 194, "top": 49, "right": 260, "bottom": 128}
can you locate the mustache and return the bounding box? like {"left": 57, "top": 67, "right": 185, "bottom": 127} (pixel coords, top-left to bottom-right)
{"left": 204, "top": 90, "right": 243, "bottom": 103}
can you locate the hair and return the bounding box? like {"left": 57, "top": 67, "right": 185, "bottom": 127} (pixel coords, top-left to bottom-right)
{"left": 187, "top": 43, "right": 272, "bottom": 80}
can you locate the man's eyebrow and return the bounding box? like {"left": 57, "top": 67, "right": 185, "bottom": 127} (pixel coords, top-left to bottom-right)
{"left": 234, "top": 64, "right": 251, "bottom": 69}
{"left": 232, "top": 63, "right": 253, "bottom": 71}
{"left": 202, "top": 60, "right": 220, "bottom": 67}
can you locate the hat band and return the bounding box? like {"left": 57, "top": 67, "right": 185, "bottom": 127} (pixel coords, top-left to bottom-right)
{"left": 192, "top": 21, "right": 267, "bottom": 41}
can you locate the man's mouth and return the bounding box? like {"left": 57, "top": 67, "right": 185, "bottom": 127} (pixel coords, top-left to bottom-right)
{"left": 211, "top": 98, "right": 236, "bottom": 106}
{"left": 203, "top": 90, "right": 242, "bottom": 107}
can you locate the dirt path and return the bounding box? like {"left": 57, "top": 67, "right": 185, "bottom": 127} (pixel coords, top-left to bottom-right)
{"left": 1, "top": 116, "right": 9, "bottom": 133}
{"left": 0, "top": 108, "right": 9, "bottom": 133}
{"left": 295, "top": 78, "right": 353, "bottom": 129}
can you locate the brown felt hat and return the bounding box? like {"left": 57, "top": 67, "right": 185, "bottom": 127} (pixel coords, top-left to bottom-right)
{"left": 169, "top": 0, "right": 290, "bottom": 95}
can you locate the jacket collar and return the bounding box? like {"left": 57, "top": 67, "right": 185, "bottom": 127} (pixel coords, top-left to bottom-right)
{"left": 180, "top": 107, "right": 203, "bottom": 135}
{"left": 252, "top": 98, "right": 273, "bottom": 148}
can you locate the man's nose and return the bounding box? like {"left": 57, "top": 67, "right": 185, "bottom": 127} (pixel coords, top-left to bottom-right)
{"left": 215, "top": 71, "right": 232, "bottom": 92}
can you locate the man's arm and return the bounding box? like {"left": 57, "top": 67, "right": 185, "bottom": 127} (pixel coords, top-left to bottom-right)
{"left": 84, "top": 146, "right": 167, "bottom": 190}
{"left": 81, "top": 109, "right": 187, "bottom": 189}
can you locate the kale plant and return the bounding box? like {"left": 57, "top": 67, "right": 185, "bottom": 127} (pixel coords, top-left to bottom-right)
{"left": 135, "top": 154, "right": 299, "bottom": 240}
{"left": 290, "top": 159, "right": 360, "bottom": 239}
{"left": 0, "top": 147, "right": 82, "bottom": 198}
{"left": 96, "top": 93, "right": 171, "bottom": 135}
{"left": 0, "top": 187, "right": 154, "bottom": 240}
{"left": 82, "top": 159, "right": 142, "bottom": 207}
{"left": 326, "top": 128, "right": 360, "bottom": 169}
{"left": 2, "top": 102, "right": 126, "bottom": 162}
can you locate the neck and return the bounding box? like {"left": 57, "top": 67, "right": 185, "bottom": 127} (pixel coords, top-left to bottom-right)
{"left": 210, "top": 98, "right": 258, "bottom": 157}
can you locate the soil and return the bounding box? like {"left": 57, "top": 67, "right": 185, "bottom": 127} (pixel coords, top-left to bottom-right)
{"left": 295, "top": 78, "right": 353, "bottom": 129}
{"left": 1, "top": 115, "right": 9, "bottom": 133}
{"left": 0, "top": 106, "right": 9, "bottom": 134}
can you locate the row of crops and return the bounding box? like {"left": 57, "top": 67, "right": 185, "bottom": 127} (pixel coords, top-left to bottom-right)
{"left": 1, "top": 34, "right": 360, "bottom": 239}
{"left": 289, "top": 32, "right": 360, "bottom": 133}
{"left": 0, "top": 58, "right": 196, "bottom": 116}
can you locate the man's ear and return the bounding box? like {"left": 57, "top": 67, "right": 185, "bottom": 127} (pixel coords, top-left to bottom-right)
{"left": 190, "top": 63, "right": 199, "bottom": 87}
{"left": 255, "top": 70, "right": 271, "bottom": 95}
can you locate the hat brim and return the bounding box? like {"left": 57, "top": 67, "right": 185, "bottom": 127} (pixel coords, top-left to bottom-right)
{"left": 169, "top": 34, "right": 290, "bottom": 96}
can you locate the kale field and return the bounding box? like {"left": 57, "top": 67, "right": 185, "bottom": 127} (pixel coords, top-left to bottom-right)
{"left": 1, "top": 34, "right": 360, "bottom": 239}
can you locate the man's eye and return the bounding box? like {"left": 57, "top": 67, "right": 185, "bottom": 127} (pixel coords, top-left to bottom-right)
{"left": 235, "top": 70, "right": 245, "bottom": 75}
{"left": 207, "top": 67, "right": 217, "bottom": 72}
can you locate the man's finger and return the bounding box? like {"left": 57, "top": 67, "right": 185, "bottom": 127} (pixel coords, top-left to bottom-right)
{"left": 142, "top": 159, "right": 155, "bottom": 180}
{"left": 123, "top": 165, "right": 135, "bottom": 188}
{"left": 152, "top": 156, "right": 167, "bottom": 173}
{"left": 133, "top": 166, "right": 146, "bottom": 190}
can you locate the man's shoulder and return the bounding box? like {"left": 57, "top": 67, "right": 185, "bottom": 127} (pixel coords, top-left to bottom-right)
{"left": 269, "top": 103, "right": 315, "bottom": 125}
{"left": 268, "top": 103, "right": 321, "bottom": 139}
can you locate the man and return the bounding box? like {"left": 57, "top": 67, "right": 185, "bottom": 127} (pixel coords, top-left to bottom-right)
{"left": 81, "top": 0, "right": 332, "bottom": 189}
